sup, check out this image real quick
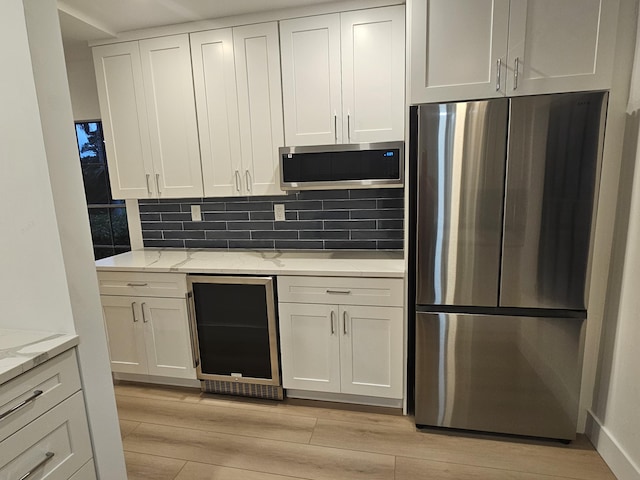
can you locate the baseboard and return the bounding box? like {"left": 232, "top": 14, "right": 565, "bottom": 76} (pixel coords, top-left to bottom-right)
{"left": 586, "top": 410, "right": 640, "bottom": 480}
{"left": 285, "top": 389, "right": 403, "bottom": 409}
{"left": 113, "top": 372, "right": 201, "bottom": 389}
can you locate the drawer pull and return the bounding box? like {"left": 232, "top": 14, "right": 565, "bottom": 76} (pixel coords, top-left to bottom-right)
{"left": 126, "top": 282, "right": 148, "bottom": 287}
{"left": 0, "top": 390, "right": 43, "bottom": 421}
{"left": 18, "top": 451, "right": 54, "bottom": 480}
{"left": 326, "top": 289, "right": 351, "bottom": 295}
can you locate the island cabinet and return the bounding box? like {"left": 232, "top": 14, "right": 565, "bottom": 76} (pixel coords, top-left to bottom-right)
{"left": 277, "top": 276, "right": 404, "bottom": 399}
{"left": 97, "top": 271, "right": 196, "bottom": 380}
{"left": 279, "top": 5, "right": 405, "bottom": 146}
{"left": 409, "top": 0, "right": 619, "bottom": 103}
{"left": 93, "top": 35, "right": 203, "bottom": 199}
{"left": 0, "top": 350, "right": 95, "bottom": 479}
{"left": 190, "top": 22, "right": 285, "bottom": 197}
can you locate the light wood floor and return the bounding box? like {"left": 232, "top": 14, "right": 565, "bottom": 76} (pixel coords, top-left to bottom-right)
{"left": 115, "top": 383, "right": 616, "bottom": 480}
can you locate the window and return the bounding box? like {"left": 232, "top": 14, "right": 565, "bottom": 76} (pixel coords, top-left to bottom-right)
{"left": 75, "top": 121, "right": 130, "bottom": 260}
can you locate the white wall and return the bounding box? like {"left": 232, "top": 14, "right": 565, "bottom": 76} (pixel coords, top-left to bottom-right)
{"left": 64, "top": 42, "right": 101, "bottom": 121}
{"left": 20, "top": 0, "right": 128, "bottom": 477}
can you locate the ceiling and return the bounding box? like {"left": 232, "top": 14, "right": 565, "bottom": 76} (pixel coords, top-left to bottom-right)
{"left": 58, "top": 0, "right": 339, "bottom": 49}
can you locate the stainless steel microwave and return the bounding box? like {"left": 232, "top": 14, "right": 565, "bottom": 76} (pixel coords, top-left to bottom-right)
{"left": 279, "top": 141, "right": 404, "bottom": 190}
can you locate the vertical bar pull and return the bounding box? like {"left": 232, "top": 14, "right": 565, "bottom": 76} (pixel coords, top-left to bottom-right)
{"left": 330, "top": 311, "right": 336, "bottom": 335}
{"left": 234, "top": 170, "right": 241, "bottom": 192}
{"left": 343, "top": 310, "right": 348, "bottom": 335}
{"left": 155, "top": 173, "right": 161, "bottom": 194}
{"left": 347, "top": 111, "right": 351, "bottom": 142}
{"left": 514, "top": 57, "right": 519, "bottom": 90}
{"left": 245, "top": 170, "right": 252, "bottom": 192}
{"left": 145, "top": 174, "right": 152, "bottom": 194}
{"left": 496, "top": 58, "right": 502, "bottom": 92}
{"left": 141, "top": 302, "right": 148, "bottom": 323}
{"left": 131, "top": 302, "right": 138, "bottom": 322}
{"left": 334, "top": 112, "right": 338, "bottom": 143}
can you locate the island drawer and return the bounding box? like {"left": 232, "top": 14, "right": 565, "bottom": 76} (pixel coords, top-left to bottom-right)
{"left": 97, "top": 271, "right": 187, "bottom": 298}
{"left": 277, "top": 276, "right": 404, "bottom": 307}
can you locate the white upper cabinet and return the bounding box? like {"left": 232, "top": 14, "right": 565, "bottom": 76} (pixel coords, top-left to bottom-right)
{"left": 93, "top": 42, "right": 154, "bottom": 199}
{"left": 191, "top": 22, "right": 285, "bottom": 197}
{"left": 341, "top": 6, "right": 406, "bottom": 144}
{"left": 280, "top": 6, "right": 405, "bottom": 146}
{"left": 93, "top": 36, "right": 203, "bottom": 199}
{"left": 280, "top": 14, "right": 343, "bottom": 146}
{"left": 410, "top": 0, "right": 618, "bottom": 103}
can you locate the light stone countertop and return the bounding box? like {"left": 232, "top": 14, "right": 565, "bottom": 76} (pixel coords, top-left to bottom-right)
{"left": 0, "top": 329, "right": 79, "bottom": 385}
{"left": 95, "top": 248, "right": 406, "bottom": 278}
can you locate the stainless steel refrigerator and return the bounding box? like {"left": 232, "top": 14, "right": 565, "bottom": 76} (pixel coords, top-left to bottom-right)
{"left": 412, "top": 92, "right": 607, "bottom": 440}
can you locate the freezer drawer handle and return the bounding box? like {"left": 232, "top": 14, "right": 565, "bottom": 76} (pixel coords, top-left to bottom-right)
{"left": 18, "top": 452, "right": 54, "bottom": 480}
{"left": 326, "top": 289, "right": 351, "bottom": 295}
{"left": 0, "top": 390, "right": 43, "bottom": 421}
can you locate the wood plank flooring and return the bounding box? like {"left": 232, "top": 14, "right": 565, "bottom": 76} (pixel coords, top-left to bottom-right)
{"left": 115, "top": 383, "right": 616, "bottom": 480}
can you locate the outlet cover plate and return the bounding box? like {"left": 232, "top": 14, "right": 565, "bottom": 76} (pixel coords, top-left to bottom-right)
{"left": 191, "top": 205, "right": 202, "bottom": 221}
{"left": 274, "top": 204, "right": 285, "bottom": 222}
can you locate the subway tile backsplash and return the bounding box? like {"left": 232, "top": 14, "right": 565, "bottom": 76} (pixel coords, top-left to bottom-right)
{"left": 139, "top": 188, "right": 404, "bottom": 250}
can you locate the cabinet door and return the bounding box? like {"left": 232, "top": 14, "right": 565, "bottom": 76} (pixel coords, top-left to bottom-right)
{"left": 139, "top": 35, "right": 204, "bottom": 198}
{"left": 191, "top": 28, "right": 243, "bottom": 197}
{"left": 339, "top": 305, "right": 403, "bottom": 398}
{"left": 280, "top": 14, "right": 343, "bottom": 146}
{"left": 92, "top": 42, "right": 154, "bottom": 199}
{"left": 141, "top": 297, "right": 196, "bottom": 379}
{"left": 409, "top": 0, "right": 510, "bottom": 103}
{"left": 341, "top": 6, "right": 406, "bottom": 143}
{"left": 506, "top": 0, "right": 618, "bottom": 95}
{"left": 100, "top": 296, "right": 147, "bottom": 375}
{"left": 234, "top": 22, "right": 285, "bottom": 196}
{"left": 278, "top": 303, "right": 341, "bottom": 393}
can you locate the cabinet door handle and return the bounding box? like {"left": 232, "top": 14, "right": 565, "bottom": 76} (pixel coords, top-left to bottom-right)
{"left": 514, "top": 57, "right": 519, "bottom": 90}
{"left": 186, "top": 292, "right": 200, "bottom": 368}
{"left": 245, "top": 170, "right": 252, "bottom": 192}
{"left": 131, "top": 301, "right": 138, "bottom": 322}
{"left": 330, "top": 310, "right": 336, "bottom": 335}
{"left": 0, "top": 390, "right": 43, "bottom": 421}
{"left": 155, "top": 173, "right": 162, "bottom": 194}
{"left": 17, "top": 451, "right": 54, "bottom": 480}
{"left": 347, "top": 111, "right": 351, "bottom": 142}
{"left": 234, "top": 170, "right": 241, "bottom": 192}
{"left": 141, "top": 302, "right": 148, "bottom": 323}
{"left": 127, "top": 282, "right": 148, "bottom": 287}
{"left": 145, "top": 174, "right": 152, "bottom": 194}
{"left": 334, "top": 112, "right": 338, "bottom": 143}
{"left": 496, "top": 58, "right": 502, "bottom": 92}
{"left": 343, "top": 310, "right": 348, "bottom": 335}
{"left": 326, "top": 289, "right": 351, "bottom": 295}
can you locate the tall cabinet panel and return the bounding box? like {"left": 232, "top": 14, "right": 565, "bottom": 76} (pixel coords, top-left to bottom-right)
{"left": 92, "top": 42, "right": 154, "bottom": 199}
{"left": 409, "top": 0, "right": 510, "bottom": 103}
{"left": 341, "top": 6, "right": 405, "bottom": 143}
{"left": 190, "top": 29, "right": 243, "bottom": 197}
{"left": 234, "top": 22, "right": 285, "bottom": 196}
{"left": 139, "top": 35, "right": 203, "bottom": 198}
{"left": 280, "top": 14, "right": 342, "bottom": 146}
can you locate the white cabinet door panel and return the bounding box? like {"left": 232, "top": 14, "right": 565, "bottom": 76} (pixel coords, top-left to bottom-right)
{"left": 142, "top": 297, "right": 196, "bottom": 379}
{"left": 191, "top": 29, "right": 243, "bottom": 197}
{"left": 341, "top": 6, "right": 405, "bottom": 143}
{"left": 409, "top": 0, "right": 510, "bottom": 103}
{"left": 507, "top": 0, "right": 617, "bottom": 95}
{"left": 280, "top": 14, "right": 342, "bottom": 146}
{"left": 92, "top": 42, "right": 154, "bottom": 199}
{"left": 339, "top": 305, "right": 403, "bottom": 398}
{"left": 234, "top": 22, "right": 285, "bottom": 196}
{"left": 139, "top": 35, "right": 203, "bottom": 198}
{"left": 279, "top": 303, "right": 341, "bottom": 393}
{"left": 101, "top": 296, "right": 147, "bottom": 375}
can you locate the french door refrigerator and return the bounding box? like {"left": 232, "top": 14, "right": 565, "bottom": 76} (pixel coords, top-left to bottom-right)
{"left": 413, "top": 92, "right": 607, "bottom": 440}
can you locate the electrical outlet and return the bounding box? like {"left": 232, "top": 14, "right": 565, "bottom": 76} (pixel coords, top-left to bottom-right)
{"left": 274, "top": 204, "right": 286, "bottom": 222}
{"left": 191, "top": 205, "right": 202, "bottom": 221}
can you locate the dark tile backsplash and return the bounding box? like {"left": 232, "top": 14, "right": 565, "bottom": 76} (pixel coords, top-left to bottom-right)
{"left": 139, "top": 188, "right": 404, "bottom": 250}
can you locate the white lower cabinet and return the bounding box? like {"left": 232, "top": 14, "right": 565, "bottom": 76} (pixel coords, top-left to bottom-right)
{"left": 278, "top": 276, "right": 404, "bottom": 400}
{"left": 100, "top": 295, "right": 196, "bottom": 379}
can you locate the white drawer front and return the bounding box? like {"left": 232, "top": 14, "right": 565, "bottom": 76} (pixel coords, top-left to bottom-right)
{"left": 0, "top": 392, "right": 92, "bottom": 479}
{"left": 0, "top": 350, "right": 81, "bottom": 442}
{"left": 69, "top": 460, "right": 96, "bottom": 480}
{"left": 98, "top": 271, "right": 187, "bottom": 298}
{"left": 277, "top": 276, "right": 404, "bottom": 307}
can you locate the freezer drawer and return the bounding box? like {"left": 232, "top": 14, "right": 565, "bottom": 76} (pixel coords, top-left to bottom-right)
{"left": 415, "top": 312, "right": 585, "bottom": 440}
